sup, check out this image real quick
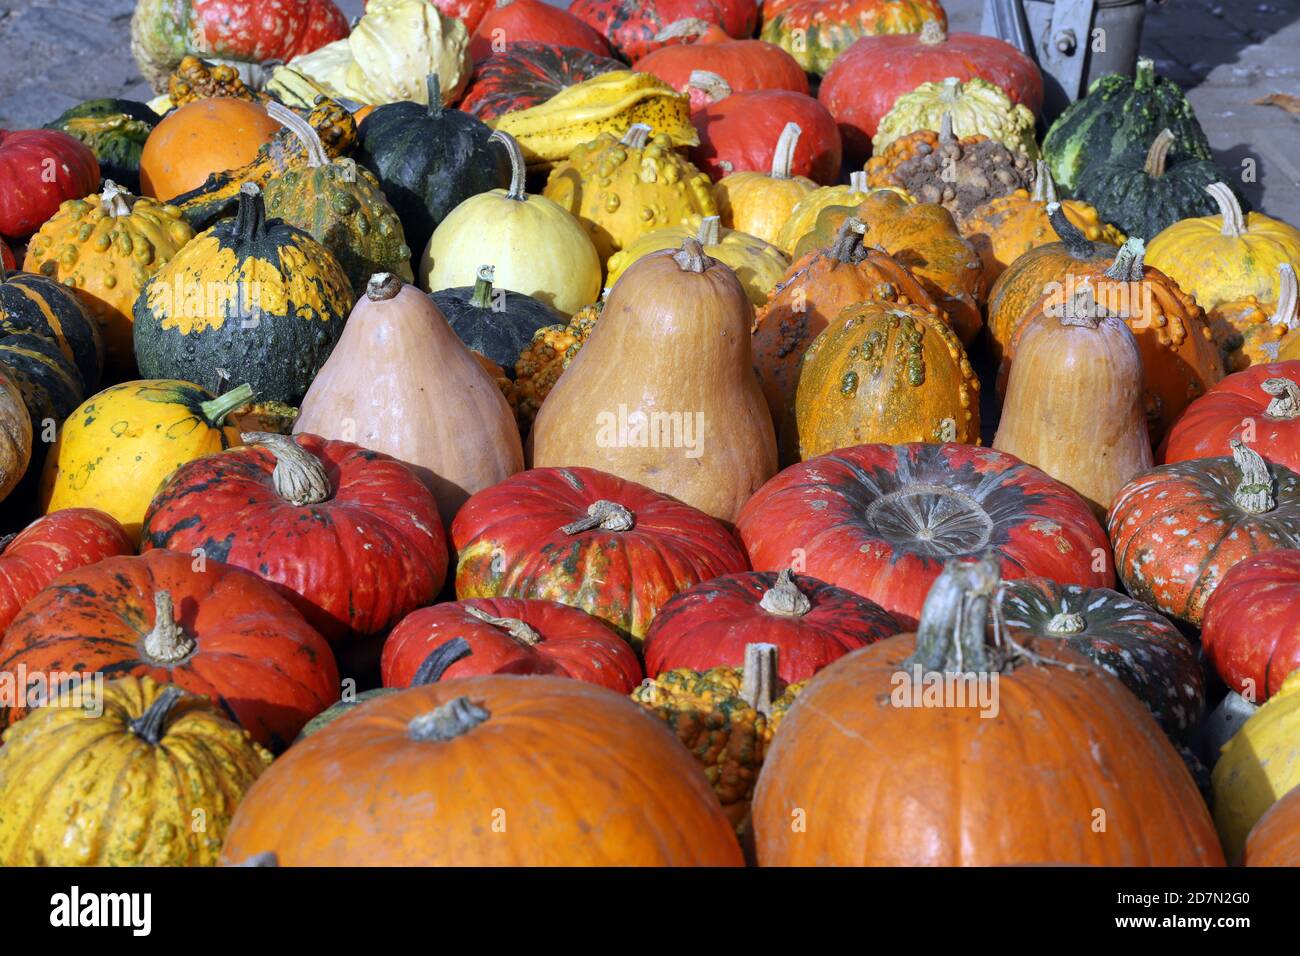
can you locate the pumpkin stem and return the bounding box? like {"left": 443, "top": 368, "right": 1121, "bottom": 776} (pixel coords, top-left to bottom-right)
{"left": 1134, "top": 57, "right": 1156, "bottom": 92}
{"left": 242, "top": 432, "right": 331, "bottom": 506}
{"left": 408, "top": 696, "right": 490, "bottom": 742}
{"left": 1059, "top": 280, "right": 1107, "bottom": 328}
{"left": 770, "top": 122, "right": 802, "bottom": 180}
{"left": 1142, "top": 128, "right": 1175, "bottom": 179}
{"left": 464, "top": 604, "right": 543, "bottom": 646}
{"left": 1205, "top": 182, "right": 1246, "bottom": 238}
{"left": 561, "top": 499, "right": 635, "bottom": 534}
{"left": 758, "top": 569, "right": 811, "bottom": 617}
{"left": 490, "top": 130, "right": 528, "bottom": 202}
{"left": 938, "top": 111, "right": 955, "bottom": 144}
{"left": 266, "top": 101, "right": 329, "bottom": 168}
{"left": 939, "top": 76, "right": 962, "bottom": 104}
{"left": 828, "top": 217, "right": 867, "bottom": 264}
{"left": 234, "top": 182, "right": 267, "bottom": 243}
{"left": 0, "top": 533, "right": 15, "bottom": 555}
{"left": 919, "top": 18, "right": 946, "bottom": 44}
{"left": 410, "top": 637, "right": 473, "bottom": 686}
{"left": 1045, "top": 608, "right": 1086, "bottom": 634}
{"left": 470, "top": 265, "right": 496, "bottom": 309}
{"left": 1270, "top": 263, "right": 1298, "bottom": 331}
{"left": 655, "top": 18, "right": 712, "bottom": 41}
{"left": 99, "top": 180, "right": 135, "bottom": 217}
{"left": 128, "top": 686, "right": 185, "bottom": 746}
{"left": 366, "top": 272, "right": 404, "bottom": 301}
{"left": 740, "top": 643, "right": 778, "bottom": 716}
{"left": 1262, "top": 377, "right": 1300, "bottom": 419}
{"left": 141, "top": 590, "right": 197, "bottom": 664}
{"left": 849, "top": 170, "right": 868, "bottom": 193}
{"left": 1045, "top": 201, "right": 1095, "bottom": 260}
{"left": 1229, "top": 439, "right": 1275, "bottom": 513}
{"left": 695, "top": 216, "right": 723, "bottom": 246}
{"left": 621, "top": 123, "right": 652, "bottom": 149}
{"left": 688, "top": 70, "right": 732, "bottom": 105}
{"left": 199, "top": 382, "right": 255, "bottom": 426}
{"left": 904, "top": 554, "right": 1001, "bottom": 674}
{"left": 1031, "top": 161, "right": 1057, "bottom": 203}
{"left": 425, "top": 73, "right": 443, "bottom": 117}
{"left": 672, "top": 237, "right": 711, "bottom": 273}
{"left": 1103, "top": 237, "right": 1146, "bottom": 282}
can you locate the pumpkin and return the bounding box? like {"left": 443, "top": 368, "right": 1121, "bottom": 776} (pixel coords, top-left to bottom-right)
{"left": 873, "top": 76, "right": 1039, "bottom": 159}
{"left": 542, "top": 124, "right": 716, "bottom": 265}
{"left": 751, "top": 556, "right": 1223, "bottom": 866}
{"left": 0, "top": 549, "right": 338, "bottom": 747}
{"left": 469, "top": 0, "right": 613, "bottom": 61}
{"left": 44, "top": 99, "right": 158, "bottom": 194}
{"left": 1161, "top": 361, "right": 1300, "bottom": 474}
{"left": 294, "top": 273, "right": 523, "bottom": 527}
{"left": 1212, "top": 670, "right": 1300, "bottom": 863}
{"left": 1074, "top": 128, "right": 1234, "bottom": 240}
{"left": 994, "top": 282, "right": 1152, "bottom": 517}
{"left": 0, "top": 267, "right": 104, "bottom": 408}
{"left": 1244, "top": 784, "right": 1300, "bottom": 867}
{"left": 431, "top": 265, "right": 563, "bottom": 374}
{"left": 569, "top": 0, "right": 732, "bottom": 62}
{"left": 133, "top": 183, "right": 353, "bottom": 407}
{"left": 487, "top": 70, "right": 699, "bottom": 169}
{"left": 262, "top": 105, "right": 413, "bottom": 298}
{"left": 0, "top": 675, "right": 271, "bottom": 866}
{"left": 999, "top": 577, "right": 1203, "bottom": 740}
{"left": 820, "top": 20, "right": 1043, "bottom": 164}
{"left": 1043, "top": 57, "right": 1214, "bottom": 193}
{"left": 0, "top": 129, "right": 101, "bottom": 240}
{"left": 643, "top": 569, "right": 899, "bottom": 683}
{"left": 142, "top": 432, "right": 448, "bottom": 645}
{"left": 785, "top": 299, "right": 980, "bottom": 462}
{"left": 0, "top": 368, "right": 30, "bottom": 504}
{"left": 459, "top": 42, "right": 623, "bottom": 122}
{"left": 709, "top": 122, "right": 816, "bottom": 247}
{"left": 760, "top": 0, "right": 945, "bottom": 76}
{"left": 513, "top": 302, "right": 602, "bottom": 430}
{"left": 737, "top": 442, "right": 1114, "bottom": 628}
{"left": 0, "top": 509, "right": 133, "bottom": 636}
{"left": 1209, "top": 264, "right": 1300, "bottom": 372}
{"left": 451, "top": 466, "right": 749, "bottom": 643}
{"left": 531, "top": 239, "right": 776, "bottom": 523}
{"left": 690, "top": 80, "right": 842, "bottom": 186}
{"left": 0, "top": 338, "right": 84, "bottom": 454}
{"left": 23, "top": 182, "right": 196, "bottom": 375}
{"left": 138, "top": 98, "right": 281, "bottom": 202}
{"left": 222, "top": 675, "right": 743, "bottom": 866}
{"left": 634, "top": 19, "right": 808, "bottom": 103}
{"left": 1109, "top": 441, "right": 1300, "bottom": 625}
{"left": 772, "top": 170, "right": 874, "bottom": 253}
{"left": 1202, "top": 549, "right": 1300, "bottom": 705}
{"left": 382, "top": 597, "right": 643, "bottom": 693}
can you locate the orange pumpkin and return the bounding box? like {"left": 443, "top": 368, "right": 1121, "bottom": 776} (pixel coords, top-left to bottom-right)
{"left": 1244, "top": 784, "right": 1300, "bottom": 866}
{"left": 139, "top": 98, "right": 280, "bottom": 201}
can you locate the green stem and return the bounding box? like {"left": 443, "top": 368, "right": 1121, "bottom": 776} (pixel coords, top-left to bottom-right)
{"left": 1046, "top": 201, "right": 1095, "bottom": 260}
{"left": 1134, "top": 57, "right": 1156, "bottom": 92}
{"left": 489, "top": 130, "right": 528, "bottom": 202}
{"left": 234, "top": 183, "right": 266, "bottom": 244}
{"left": 200, "top": 383, "right": 255, "bottom": 425}
{"left": 470, "top": 265, "right": 496, "bottom": 309}
{"left": 425, "top": 73, "right": 443, "bottom": 117}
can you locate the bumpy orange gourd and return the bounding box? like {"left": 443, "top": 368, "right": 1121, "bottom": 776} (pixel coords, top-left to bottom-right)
{"left": 513, "top": 302, "right": 602, "bottom": 432}
{"left": 713, "top": 121, "right": 817, "bottom": 247}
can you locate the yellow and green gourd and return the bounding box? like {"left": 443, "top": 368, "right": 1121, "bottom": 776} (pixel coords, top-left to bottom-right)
{"left": 873, "top": 76, "right": 1038, "bottom": 160}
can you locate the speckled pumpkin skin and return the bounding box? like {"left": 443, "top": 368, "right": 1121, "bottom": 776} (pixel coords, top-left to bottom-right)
{"left": 760, "top": 0, "right": 946, "bottom": 75}
{"left": 0, "top": 675, "right": 271, "bottom": 866}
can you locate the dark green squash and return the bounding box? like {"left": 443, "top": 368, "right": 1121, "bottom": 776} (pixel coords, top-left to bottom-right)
{"left": 1043, "top": 57, "right": 1214, "bottom": 193}
{"left": 0, "top": 268, "right": 101, "bottom": 396}
{"left": 45, "top": 99, "right": 158, "bottom": 193}
{"left": 429, "top": 265, "right": 561, "bottom": 376}
{"left": 353, "top": 74, "right": 509, "bottom": 269}
{"left": 0, "top": 332, "right": 85, "bottom": 434}
{"left": 133, "top": 183, "right": 353, "bottom": 406}
{"left": 262, "top": 103, "right": 413, "bottom": 298}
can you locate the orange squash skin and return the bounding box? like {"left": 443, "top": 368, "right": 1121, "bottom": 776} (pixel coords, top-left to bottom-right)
{"left": 1244, "top": 784, "right": 1300, "bottom": 866}
{"left": 139, "top": 98, "right": 280, "bottom": 201}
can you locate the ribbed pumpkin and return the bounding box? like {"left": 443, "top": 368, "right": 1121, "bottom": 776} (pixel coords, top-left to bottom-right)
{"left": 0, "top": 675, "right": 271, "bottom": 866}
{"left": 873, "top": 76, "right": 1038, "bottom": 158}
{"left": 569, "top": 0, "right": 733, "bottom": 62}
{"left": 0, "top": 129, "right": 101, "bottom": 241}
{"left": 138, "top": 97, "right": 281, "bottom": 202}
{"left": 633, "top": 18, "right": 808, "bottom": 100}
{"left": 760, "top": 0, "right": 945, "bottom": 76}
{"left": 45, "top": 98, "right": 158, "bottom": 193}
{"left": 0, "top": 269, "right": 103, "bottom": 406}
{"left": 460, "top": 41, "right": 623, "bottom": 121}
{"left": 23, "top": 182, "right": 195, "bottom": 375}
{"left": 133, "top": 183, "right": 353, "bottom": 407}
{"left": 0, "top": 368, "right": 29, "bottom": 505}
{"left": 1203, "top": 549, "right": 1300, "bottom": 705}
{"left": 784, "top": 300, "right": 979, "bottom": 462}
{"left": 468, "top": 0, "right": 613, "bottom": 61}
{"left": 711, "top": 121, "right": 817, "bottom": 246}
{"left": 1245, "top": 784, "right": 1300, "bottom": 867}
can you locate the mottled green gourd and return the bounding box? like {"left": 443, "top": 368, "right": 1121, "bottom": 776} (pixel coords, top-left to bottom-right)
{"left": 45, "top": 99, "right": 159, "bottom": 193}
{"left": 263, "top": 103, "right": 413, "bottom": 297}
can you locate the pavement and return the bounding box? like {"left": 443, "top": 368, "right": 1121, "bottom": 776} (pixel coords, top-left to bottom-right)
{"left": 1, "top": 0, "right": 1298, "bottom": 220}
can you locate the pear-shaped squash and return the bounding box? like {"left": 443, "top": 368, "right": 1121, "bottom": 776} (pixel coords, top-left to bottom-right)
{"left": 530, "top": 239, "right": 776, "bottom": 524}
{"left": 429, "top": 264, "right": 562, "bottom": 373}
{"left": 994, "top": 282, "right": 1153, "bottom": 517}
{"left": 712, "top": 120, "right": 817, "bottom": 247}
{"left": 294, "top": 273, "right": 523, "bottom": 527}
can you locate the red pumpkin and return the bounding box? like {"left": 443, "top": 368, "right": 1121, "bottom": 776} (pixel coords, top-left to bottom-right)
{"left": 1161, "top": 361, "right": 1300, "bottom": 475}
{"left": 690, "top": 84, "right": 843, "bottom": 184}
{"left": 451, "top": 466, "right": 750, "bottom": 644}
{"left": 469, "top": 0, "right": 613, "bottom": 62}
{"left": 460, "top": 42, "right": 624, "bottom": 121}
{"left": 634, "top": 19, "right": 808, "bottom": 99}
{"left": 1109, "top": 442, "right": 1300, "bottom": 625}
{"left": 0, "top": 549, "right": 338, "bottom": 748}
{"left": 1202, "top": 550, "right": 1300, "bottom": 703}
{"left": 140, "top": 433, "right": 448, "bottom": 645}
{"left": 569, "top": 0, "right": 735, "bottom": 62}
{"left": 0, "top": 129, "right": 101, "bottom": 239}
{"left": 430, "top": 0, "right": 494, "bottom": 32}
{"left": 184, "top": 0, "right": 347, "bottom": 66}
{"left": 819, "top": 21, "right": 1043, "bottom": 163}
{"left": 382, "top": 597, "right": 643, "bottom": 693}
{"left": 737, "top": 443, "right": 1114, "bottom": 628}
{"left": 0, "top": 509, "right": 134, "bottom": 638}
{"left": 643, "top": 569, "right": 899, "bottom": 683}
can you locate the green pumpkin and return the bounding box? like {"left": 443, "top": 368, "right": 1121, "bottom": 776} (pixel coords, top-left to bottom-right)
{"left": 45, "top": 99, "right": 158, "bottom": 194}
{"left": 0, "top": 270, "right": 102, "bottom": 399}
{"left": 1074, "top": 129, "right": 1238, "bottom": 240}
{"left": 1043, "top": 57, "right": 1213, "bottom": 193}
{"left": 430, "top": 265, "right": 561, "bottom": 376}
{"left": 133, "top": 183, "right": 353, "bottom": 406}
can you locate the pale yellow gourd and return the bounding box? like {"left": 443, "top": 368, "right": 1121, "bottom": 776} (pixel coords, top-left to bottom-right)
{"left": 713, "top": 119, "right": 817, "bottom": 247}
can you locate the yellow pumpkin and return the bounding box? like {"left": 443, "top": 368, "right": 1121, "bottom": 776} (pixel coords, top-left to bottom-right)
{"left": 1212, "top": 670, "right": 1300, "bottom": 864}
{"left": 0, "top": 675, "right": 271, "bottom": 866}
{"left": 605, "top": 215, "right": 789, "bottom": 307}
{"left": 713, "top": 121, "right": 817, "bottom": 247}
{"left": 23, "top": 182, "right": 195, "bottom": 375}
{"left": 774, "top": 172, "right": 910, "bottom": 254}
{"left": 542, "top": 123, "right": 716, "bottom": 265}
{"left": 1212, "top": 263, "right": 1300, "bottom": 372}
{"left": 39, "top": 379, "right": 252, "bottom": 542}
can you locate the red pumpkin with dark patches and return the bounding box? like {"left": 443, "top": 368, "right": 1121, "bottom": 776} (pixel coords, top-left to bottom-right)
{"left": 140, "top": 432, "right": 448, "bottom": 645}
{"left": 689, "top": 87, "right": 843, "bottom": 184}
{"left": 382, "top": 597, "right": 643, "bottom": 693}
{"left": 643, "top": 569, "right": 899, "bottom": 683}
{"left": 0, "top": 549, "right": 337, "bottom": 748}
{"left": 460, "top": 42, "right": 624, "bottom": 122}
{"left": 736, "top": 443, "right": 1114, "bottom": 628}
{"left": 0, "top": 129, "right": 101, "bottom": 239}
{"left": 469, "top": 0, "right": 613, "bottom": 62}
{"left": 451, "top": 466, "right": 749, "bottom": 644}
{"left": 633, "top": 20, "right": 808, "bottom": 98}
{"left": 568, "top": 0, "right": 734, "bottom": 62}
{"left": 1109, "top": 442, "right": 1300, "bottom": 625}
{"left": 1202, "top": 549, "right": 1300, "bottom": 703}
{"left": 0, "top": 509, "right": 134, "bottom": 637}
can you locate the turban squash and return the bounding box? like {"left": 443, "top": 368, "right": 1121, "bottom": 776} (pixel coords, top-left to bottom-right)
{"left": 760, "top": 0, "right": 945, "bottom": 76}
{"left": 1202, "top": 550, "right": 1300, "bottom": 706}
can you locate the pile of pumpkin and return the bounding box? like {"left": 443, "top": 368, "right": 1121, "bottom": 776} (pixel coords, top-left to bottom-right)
{"left": 0, "top": 0, "right": 1298, "bottom": 868}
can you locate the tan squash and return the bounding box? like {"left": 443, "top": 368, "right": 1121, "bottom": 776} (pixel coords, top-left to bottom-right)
{"left": 993, "top": 281, "right": 1153, "bottom": 517}
{"left": 293, "top": 273, "right": 523, "bottom": 527}
{"left": 713, "top": 121, "right": 818, "bottom": 247}
{"left": 0, "top": 366, "right": 31, "bottom": 503}
{"left": 529, "top": 239, "right": 776, "bottom": 523}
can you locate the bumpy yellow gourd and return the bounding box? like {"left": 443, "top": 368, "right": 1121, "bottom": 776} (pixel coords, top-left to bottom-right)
{"left": 1212, "top": 263, "right": 1300, "bottom": 371}
{"left": 0, "top": 675, "right": 271, "bottom": 866}
{"left": 873, "top": 76, "right": 1038, "bottom": 159}
{"left": 713, "top": 121, "right": 818, "bottom": 247}
{"left": 23, "top": 183, "right": 194, "bottom": 374}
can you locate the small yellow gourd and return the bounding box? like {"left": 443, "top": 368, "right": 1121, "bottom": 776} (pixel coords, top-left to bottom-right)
{"left": 774, "top": 171, "right": 911, "bottom": 255}
{"left": 1213, "top": 263, "right": 1300, "bottom": 371}
{"left": 713, "top": 120, "right": 817, "bottom": 247}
